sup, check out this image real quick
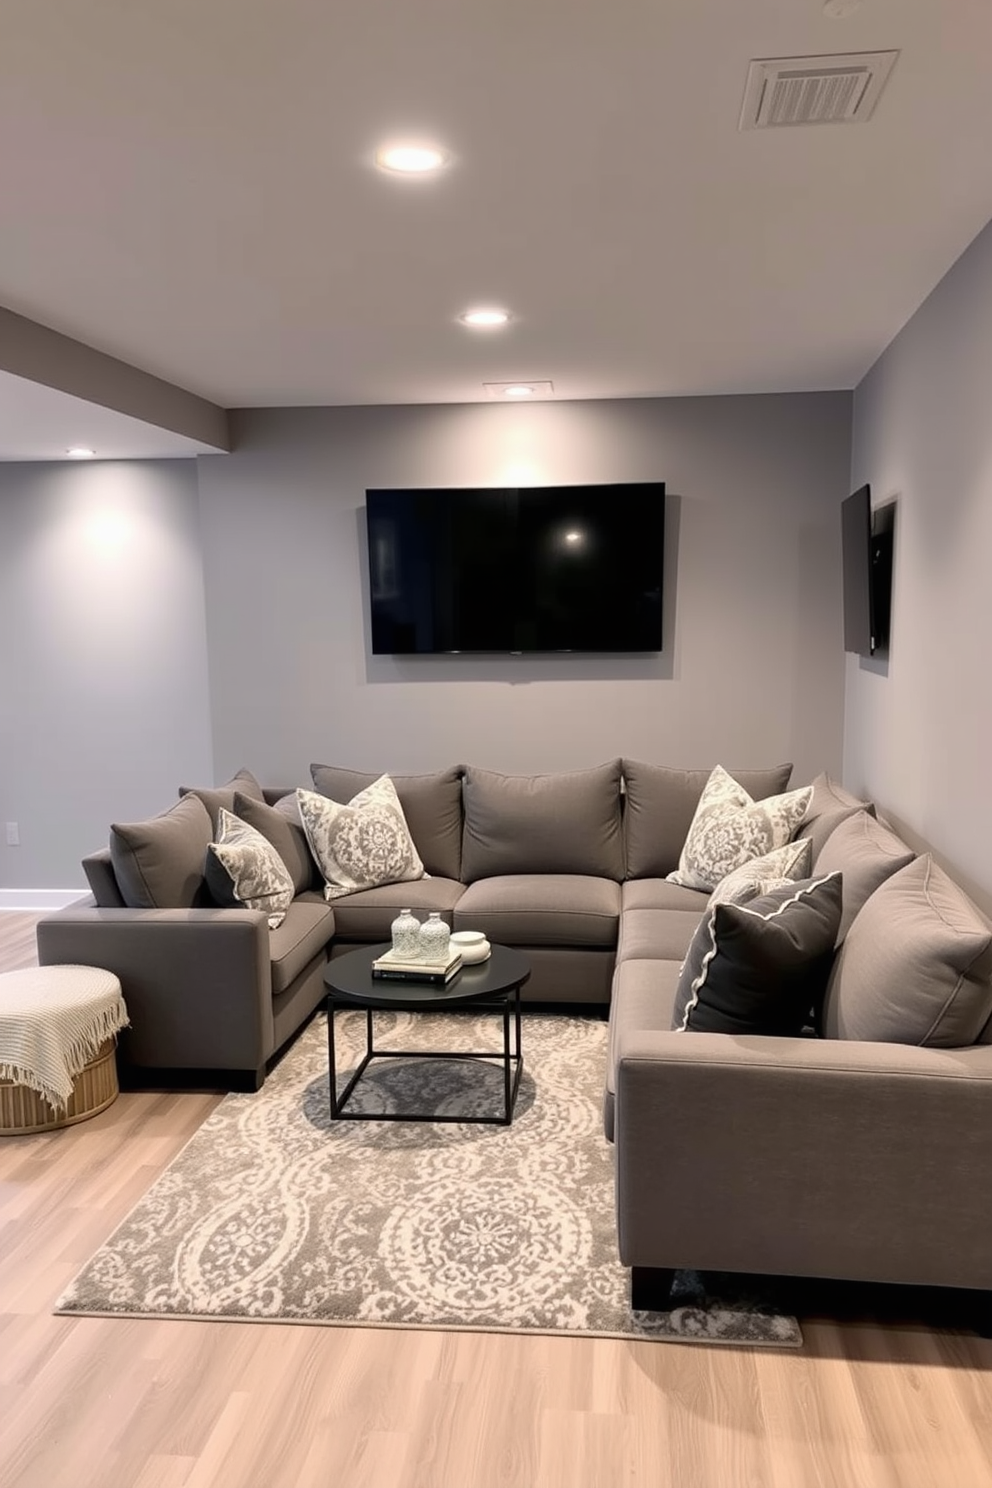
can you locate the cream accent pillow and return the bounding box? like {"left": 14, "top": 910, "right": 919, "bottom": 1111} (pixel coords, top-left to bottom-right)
{"left": 297, "top": 777, "right": 427, "bottom": 901}
{"left": 708, "top": 838, "right": 813, "bottom": 907}
{"left": 668, "top": 764, "right": 813, "bottom": 892}
{"left": 205, "top": 808, "right": 295, "bottom": 928}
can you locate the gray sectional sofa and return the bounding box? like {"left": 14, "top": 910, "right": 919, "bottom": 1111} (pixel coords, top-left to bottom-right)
{"left": 35, "top": 757, "right": 992, "bottom": 1310}
{"left": 36, "top": 758, "right": 789, "bottom": 1085}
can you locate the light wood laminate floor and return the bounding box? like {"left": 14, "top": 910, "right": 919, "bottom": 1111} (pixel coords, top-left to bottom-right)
{"left": 2, "top": 909, "right": 991, "bottom": 1487}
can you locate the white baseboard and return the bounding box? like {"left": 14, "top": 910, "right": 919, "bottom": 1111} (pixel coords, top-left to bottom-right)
{"left": 0, "top": 889, "right": 89, "bottom": 911}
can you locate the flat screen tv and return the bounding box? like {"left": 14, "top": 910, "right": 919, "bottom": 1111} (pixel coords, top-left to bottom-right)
{"left": 841, "top": 483, "right": 892, "bottom": 656}
{"left": 365, "top": 483, "right": 666, "bottom": 654}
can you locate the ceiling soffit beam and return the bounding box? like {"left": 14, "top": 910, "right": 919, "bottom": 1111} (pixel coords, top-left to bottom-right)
{"left": 0, "top": 306, "right": 231, "bottom": 452}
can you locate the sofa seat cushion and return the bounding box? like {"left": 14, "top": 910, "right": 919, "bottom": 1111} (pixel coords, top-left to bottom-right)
{"left": 823, "top": 855, "right": 992, "bottom": 1046}
{"left": 460, "top": 762, "right": 624, "bottom": 882}
{"left": 621, "top": 879, "right": 711, "bottom": 913}
{"left": 269, "top": 900, "right": 336, "bottom": 995}
{"left": 617, "top": 908, "right": 706, "bottom": 964}
{"left": 328, "top": 878, "right": 466, "bottom": 942}
{"left": 604, "top": 958, "right": 682, "bottom": 1141}
{"left": 622, "top": 760, "right": 794, "bottom": 879}
{"left": 454, "top": 875, "right": 621, "bottom": 948}
{"left": 311, "top": 764, "right": 464, "bottom": 880}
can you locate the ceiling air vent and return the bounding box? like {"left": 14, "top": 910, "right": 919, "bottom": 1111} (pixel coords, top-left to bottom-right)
{"left": 740, "top": 50, "right": 899, "bottom": 129}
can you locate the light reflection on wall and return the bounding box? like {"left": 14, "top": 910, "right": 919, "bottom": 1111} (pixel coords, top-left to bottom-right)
{"left": 81, "top": 504, "right": 133, "bottom": 559}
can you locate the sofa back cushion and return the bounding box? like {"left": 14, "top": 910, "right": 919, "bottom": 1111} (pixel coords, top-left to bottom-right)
{"left": 621, "top": 761, "right": 794, "bottom": 879}
{"left": 822, "top": 855, "right": 992, "bottom": 1046}
{"left": 311, "top": 764, "right": 464, "bottom": 880}
{"left": 178, "top": 767, "right": 265, "bottom": 831}
{"left": 796, "top": 772, "right": 876, "bottom": 862}
{"left": 814, "top": 809, "right": 915, "bottom": 942}
{"left": 460, "top": 761, "right": 624, "bottom": 882}
{"left": 110, "top": 793, "right": 214, "bottom": 909}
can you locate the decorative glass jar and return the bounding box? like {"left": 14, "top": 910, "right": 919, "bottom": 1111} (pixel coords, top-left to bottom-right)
{"left": 418, "top": 911, "right": 450, "bottom": 962}
{"left": 390, "top": 908, "right": 421, "bottom": 959}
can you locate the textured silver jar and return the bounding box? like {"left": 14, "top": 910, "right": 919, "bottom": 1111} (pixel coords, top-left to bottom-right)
{"left": 417, "top": 911, "right": 450, "bottom": 962}
{"left": 390, "top": 908, "right": 421, "bottom": 959}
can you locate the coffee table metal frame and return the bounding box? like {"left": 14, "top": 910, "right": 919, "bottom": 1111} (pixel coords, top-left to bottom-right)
{"left": 324, "top": 943, "right": 530, "bottom": 1125}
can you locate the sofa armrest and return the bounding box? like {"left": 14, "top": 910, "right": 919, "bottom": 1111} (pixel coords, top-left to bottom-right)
{"left": 615, "top": 1028, "right": 992, "bottom": 1290}
{"left": 36, "top": 907, "right": 274, "bottom": 1078}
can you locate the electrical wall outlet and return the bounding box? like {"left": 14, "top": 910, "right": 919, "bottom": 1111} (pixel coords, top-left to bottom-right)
{"left": 5, "top": 822, "right": 19, "bottom": 846}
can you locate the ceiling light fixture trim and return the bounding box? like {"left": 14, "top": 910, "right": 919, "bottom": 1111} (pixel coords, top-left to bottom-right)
{"left": 483, "top": 380, "right": 555, "bottom": 399}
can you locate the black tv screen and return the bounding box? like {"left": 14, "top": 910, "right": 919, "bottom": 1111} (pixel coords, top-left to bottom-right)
{"left": 842, "top": 484, "right": 874, "bottom": 655}
{"left": 366, "top": 483, "right": 665, "bottom": 654}
{"left": 842, "top": 482, "right": 893, "bottom": 656}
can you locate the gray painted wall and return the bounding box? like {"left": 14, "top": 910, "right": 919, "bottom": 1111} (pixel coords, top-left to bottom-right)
{"left": 198, "top": 393, "right": 850, "bottom": 791}
{"left": 848, "top": 216, "right": 992, "bottom": 911}
{"left": 0, "top": 460, "right": 214, "bottom": 889}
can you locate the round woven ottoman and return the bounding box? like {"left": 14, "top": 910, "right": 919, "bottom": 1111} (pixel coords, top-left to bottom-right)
{"left": 0, "top": 966, "right": 129, "bottom": 1135}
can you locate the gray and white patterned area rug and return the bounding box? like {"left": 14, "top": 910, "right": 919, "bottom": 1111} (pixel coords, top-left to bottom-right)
{"left": 56, "top": 1012, "right": 801, "bottom": 1347}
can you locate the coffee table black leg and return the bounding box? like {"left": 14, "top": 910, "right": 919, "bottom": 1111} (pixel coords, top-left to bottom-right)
{"left": 327, "top": 1000, "right": 340, "bottom": 1117}
{"left": 500, "top": 984, "right": 524, "bottom": 1125}
{"left": 327, "top": 997, "right": 378, "bottom": 1119}
{"left": 503, "top": 999, "right": 512, "bottom": 1123}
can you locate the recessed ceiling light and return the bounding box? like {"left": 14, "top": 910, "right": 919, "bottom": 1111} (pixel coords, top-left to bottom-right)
{"left": 460, "top": 307, "right": 511, "bottom": 328}
{"left": 375, "top": 142, "right": 449, "bottom": 174}
{"left": 823, "top": 0, "right": 861, "bottom": 15}
{"left": 66, "top": 446, "right": 96, "bottom": 459}
{"left": 484, "top": 380, "right": 555, "bottom": 399}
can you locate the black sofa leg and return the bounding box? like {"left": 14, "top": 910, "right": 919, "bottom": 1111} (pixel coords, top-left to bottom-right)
{"left": 631, "top": 1266, "right": 676, "bottom": 1312}
{"left": 232, "top": 1066, "right": 265, "bottom": 1093}
{"left": 972, "top": 1295, "right": 992, "bottom": 1338}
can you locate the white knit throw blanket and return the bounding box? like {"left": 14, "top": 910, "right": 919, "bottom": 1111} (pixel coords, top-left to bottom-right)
{"left": 0, "top": 966, "right": 130, "bottom": 1111}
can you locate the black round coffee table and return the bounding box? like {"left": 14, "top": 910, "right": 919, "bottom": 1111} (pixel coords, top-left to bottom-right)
{"left": 324, "top": 943, "right": 531, "bottom": 1125}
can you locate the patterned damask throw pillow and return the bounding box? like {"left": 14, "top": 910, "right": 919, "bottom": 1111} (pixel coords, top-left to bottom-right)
{"left": 708, "top": 838, "right": 813, "bottom": 908}
{"left": 204, "top": 808, "right": 296, "bottom": 928}
{"left": 297, "top": 776, "right": 427, "bottom": 901}
{"left": 667, "top": 764, "right": 813, "bottom": 892}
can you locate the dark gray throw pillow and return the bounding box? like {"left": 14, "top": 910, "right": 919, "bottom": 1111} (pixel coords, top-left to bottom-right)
{"left": 110, "top": 793, "right": 214, "bottom": 909}
{"left": 233, "top": 790, "right": 316, "bottom": 896}
{"left": 672, "top": 873, "right": 843, "bottom": 1036}
{"left": 179, "top": 767, "right": 265, "bottom": 830}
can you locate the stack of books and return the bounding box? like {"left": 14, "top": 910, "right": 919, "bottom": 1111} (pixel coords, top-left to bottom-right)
{"left": 371, "top": 946, "right": 463, "bottom": 984}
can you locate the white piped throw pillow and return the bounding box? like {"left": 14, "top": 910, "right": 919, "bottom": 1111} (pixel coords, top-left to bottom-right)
{"left": 298, "top": 777, "right": 427, "bottom": 901}
{"left": 205, "top": 808, "right": 295, "bottom": 929}
{"left": 668, "top": 765, "right": 813, "bottom": 892}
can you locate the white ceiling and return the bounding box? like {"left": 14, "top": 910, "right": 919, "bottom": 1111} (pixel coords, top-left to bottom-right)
{"left": 2, "top": 0, "right": 991, "bottom": 458}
